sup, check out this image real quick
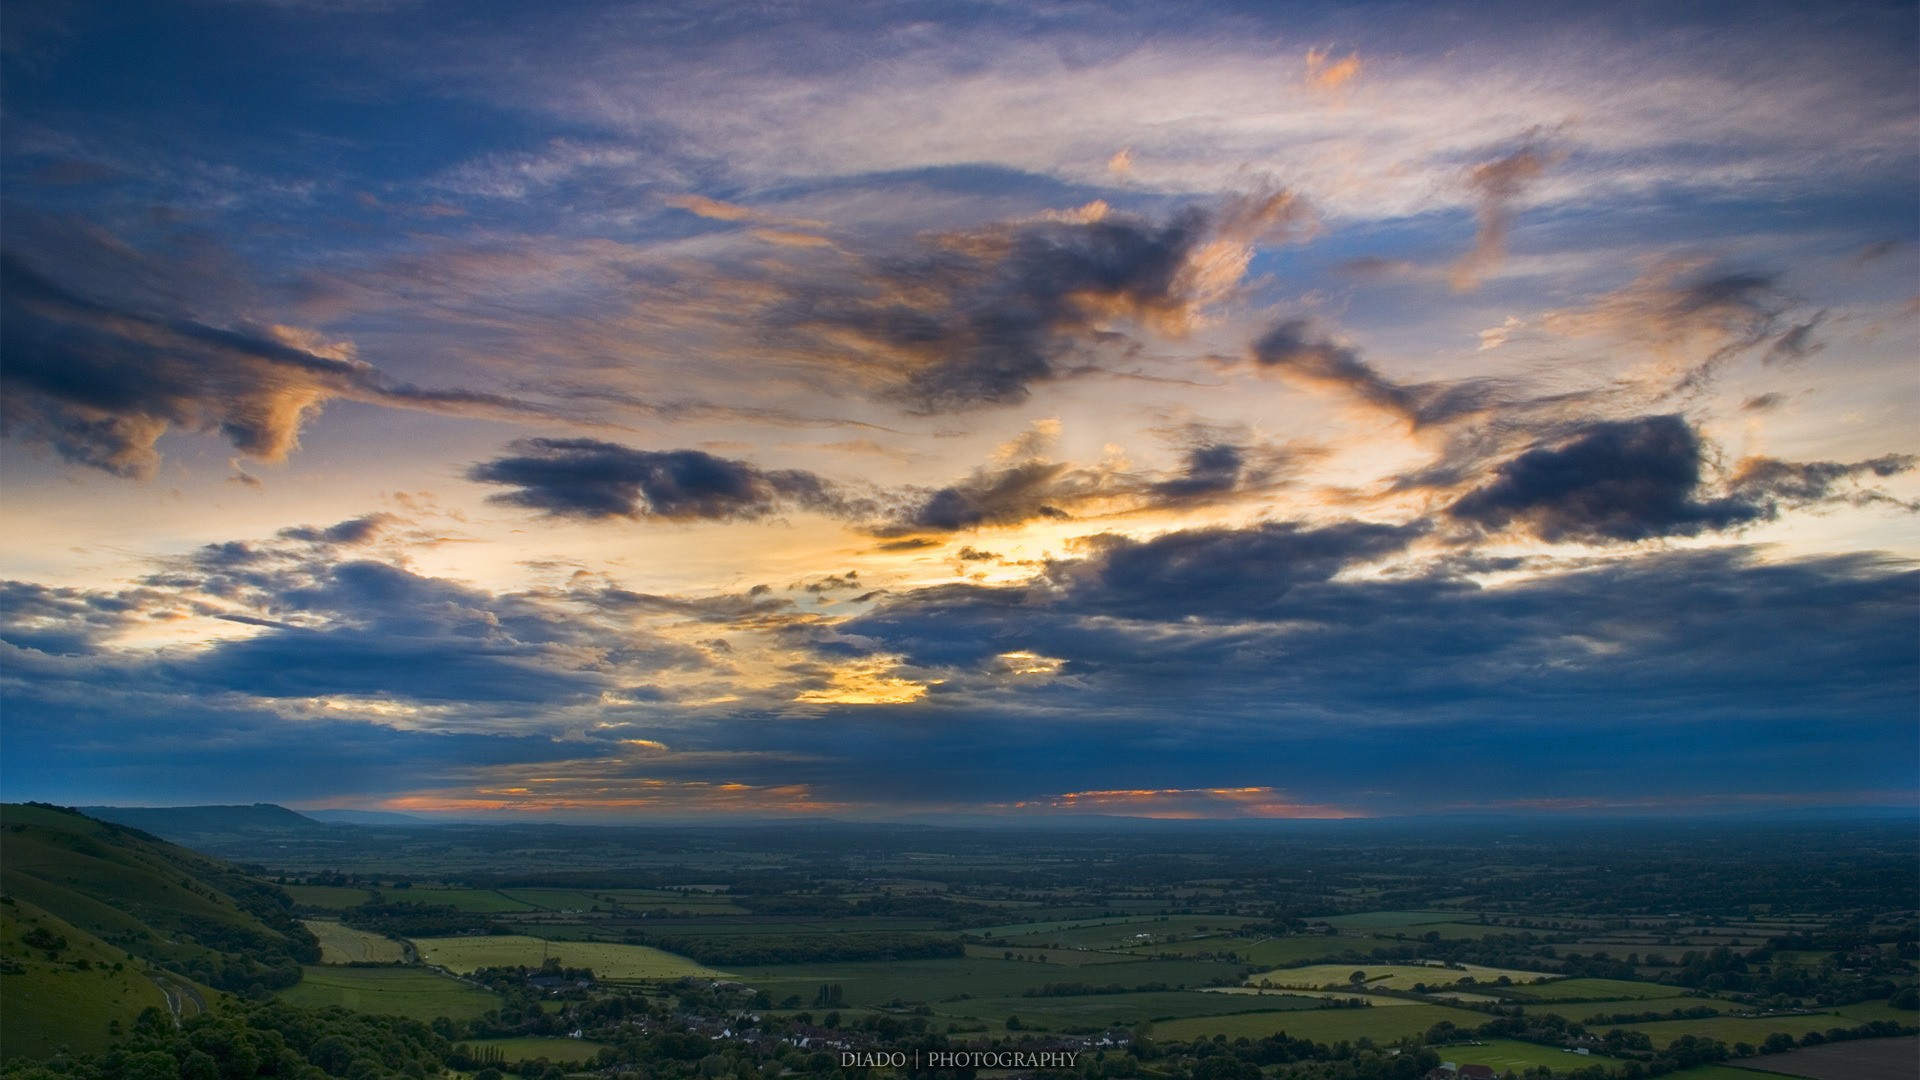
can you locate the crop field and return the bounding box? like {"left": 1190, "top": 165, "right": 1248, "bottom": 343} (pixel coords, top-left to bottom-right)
{"left": 734, "top": 955, "right": 1246, "bottom": 1007}
{"left": 412, "top": 935, "right": 726, "bottom": 979}
{"left": 929, "top": 989, "right": 1323, "bottom": 1029}
{"left": 1830, "top": 1000, "right": 1920, "bottom": 1024}
{"left": 969, "top": 916, "right": 1168, "bottom": 938}
{"left": 993, "top": 916, "right": 1257, "bottom": 950}
{"left": 282, "top": 884, "right": 378, "bottom": 909}
{"left": 1203, "top": 987, "right": 1425, "bottom": 1007}
{"left": 401, "top": 888, "right": 539, "bottom": 913}
{"left": 1502, "top": 977, "right": 1689, "bottom": 1002}
{"left": 964, "top": 944, "right": 1142, "bottom": 966}
{"left": 1440, "top": 1039, "right": 1623, "bottom": 1074}
{"left": 460, "top": 1037, "right": 607, "bottom": 1064}
{"left": 626, "top": 917, "right": 941, "bottom": 936}
{"left": 304, "top": 919, "right": 406, "bottom": 964}
{"left": 1153, "top": 1002, "right": 1488, "bottom": 1043}
{"left": 277, "top": 966, "right": 498, "bottom": 1022}
{"left": 1620, "top": 1012, "right": 1869, "bottom": 1048}
{"left": 1247, "top": 963, "right": 1552, "bottom": 991}
{"left": 1318, "top": 911, "right": 1471, "bottom": 931}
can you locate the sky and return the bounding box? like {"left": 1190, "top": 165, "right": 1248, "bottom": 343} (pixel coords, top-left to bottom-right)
{"left": 1, "top": 0, "right": 1916, "bottom": 821}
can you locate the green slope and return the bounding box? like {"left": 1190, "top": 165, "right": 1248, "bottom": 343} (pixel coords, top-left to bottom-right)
{"left": 0, "top": 803, "right": 322, "bottom": 1060}
{"left": 0, "top": 894, "right": 183, "bottom": 1060}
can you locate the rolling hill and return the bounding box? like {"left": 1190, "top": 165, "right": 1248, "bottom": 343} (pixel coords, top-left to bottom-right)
{"left": 0, "top": 803, "right": 322, "bottom": 1060}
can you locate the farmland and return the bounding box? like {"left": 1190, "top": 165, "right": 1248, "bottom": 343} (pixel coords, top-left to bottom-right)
{"left": 304, "top": 919, "right": 407, "bottom": 964}
{"left": 8, "top": 804, "right": 1915, "bottom": 1080}
{"left": 277, "top": 966, "right": 499, "bottom": 1022}
{"left": 1153, "top": 1003, "right": 1492, "bottom": 1043}
{"left": 1245, "top": 962, "right": 1554, "bottom": 991}
{"left": 412, "top": 935, "right": 727, "bottom": 980}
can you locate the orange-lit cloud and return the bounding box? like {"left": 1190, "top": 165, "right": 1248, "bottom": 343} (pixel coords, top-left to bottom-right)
{"left": 1018, "top": 786, "right": 1365, "bottom": 819}
{"left": 1304, "top": 49, "right": 1362, "bottom": 93}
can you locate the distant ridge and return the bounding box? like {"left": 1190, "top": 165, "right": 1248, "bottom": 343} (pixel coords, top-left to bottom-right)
{"left": 304, "top": 808, "right": 433, "bottom": 825}
{"left": 80, "top": 802, "right": 323, "bottom": 837}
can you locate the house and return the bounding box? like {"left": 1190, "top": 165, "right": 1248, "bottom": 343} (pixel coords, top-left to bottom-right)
{"left": 1458, "top": 1066, "right": 1498, "bottom": 1080}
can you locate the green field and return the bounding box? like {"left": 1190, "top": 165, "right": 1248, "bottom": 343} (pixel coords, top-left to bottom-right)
{"left": 1441, "top": 1039, "right": 1623, "bottom": 1074}
{"left": 928, "top": 989, "right": 1323, "bottom": 1029}
{"left": 0, "top": 900, "right": 176, "bottom": 1060}
{"left": 461, "top": 1037, "right": 607, "bottom": 1064}
{"left": 996, "top": 916, "right": 1256, "bottom": 951}
{"left": 277, "top": 965, "right": 499, "bottom": 1021}
{"left": 1318, "top": 912, "right": 1470, "bottom": 931}
{"left": 970, "top": 916, "right": 1167, "bottom": 938}
{"left": 737, "top": 954, "right": 1245, "bottom": 1007}
{"left": 1659, "top": 1068, "right": 1775, "bottom": 1080}
{"left": 305, "top": 919, "right": 407, "bottom": 964}
{"left": 964, "top": 943, "right": 1141, "bottom": 965}
{"left": 1203, "top": 988, "right": 1428, "bottom": 1007}
{"left": 1831, "top": 1000, "right": 1920, "bottom": 1024}
{"left": 283, "top": 884, "right": 378, "bottom": 909}
{"left": 1620, "top": 1012, "right": 1867, "bottom": 1048}
{"left": 1503, "top": 977, "right": 1688, "bottom": 1002}
{"left": 1248, "top": 963, "right": 1552, "bottom": 991}
{"left": 1154, "top": 1003, "right": 1487, "bottom": 1043}
{"left": 413, "top": 935, "right": 725, "bottom": 979}
{"left": 401, "top": 888, "right": 538, "bottom": 913}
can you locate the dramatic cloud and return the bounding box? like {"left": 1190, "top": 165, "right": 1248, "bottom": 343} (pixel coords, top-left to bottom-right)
{"left": 1440, "top": 416, "right": 1913, "bottom": 545}
{"left": 470, "top": 438, "right": 854, "bottom": 522}
{"left": 1447, "top": 415, "right": 1761, "bottom": 542}
{"left": 774, "top": 192, "right": 1309, "bottom": 411}
{"left": 1250, "top": 318, "right": 1497, "bottom": 428}
{"left": 0, "top": 256, "right": 545, "bottom": 477}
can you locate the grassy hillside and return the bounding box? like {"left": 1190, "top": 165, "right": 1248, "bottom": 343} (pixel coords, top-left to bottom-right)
{"left": 0, "top": 799, "right": 318, "bottom": 1022}
{"left": 0, "top": 893, "right": 176, "bottom": 1060}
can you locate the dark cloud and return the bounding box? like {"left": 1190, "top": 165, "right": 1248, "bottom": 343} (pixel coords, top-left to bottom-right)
{"left": 0, "top": 255, "right": 548, "bottom": 477}
{"left": 1150, "top": 443, "right": 1245, "bottom": 500}
{"left": 1447, "top": 414, "right": 1916, "bottom": 543}
{"left": 844, "top": 532, "right": 1916, "bottom": 743}
{"left": 1447, "top": 414, "right": 1761, "bottom": 542}
{"left": 1741, "top": 393, "right": 1786, "bottom": 412}
{"left": 469, "top": 438, "right": 855, "bottom": 521}
{"left": 0, "top": 580, "right": 172, "bottom": 656}
{"left": 1250, "top": 318, "right": 1498, "bottom": 427}
{"left": 890, "top": 460, "right": 1077, "bottom": 533}
{"left": 774, "top": 192, "right": 1307, "bottom": 412}
{"left": 278, "top": 515, "right": 394, "bottom": 546}
{"left": 1730, "top": 453, "right": 1916, "bottom": 508}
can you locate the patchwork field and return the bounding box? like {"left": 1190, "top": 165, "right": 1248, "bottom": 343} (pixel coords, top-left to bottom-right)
{"left": 412, "top": 935, "right": 726, "bottom": 979}
{"left": 282, "top": 885, "right": 378, "bottom": 909}
{"left": 1621, "top": 1012, "right": 1875, "bottom": 1049}
{"left": 1248, "top": 962, "right": 1552, "bottom": 991}
{"left": 1153, "top": 1003, "right": 1488, "bottom": 1043}
{"left": 1440, "top": 1039, "right": 1623, "bottom": 1074}
{"left": 304, "top": 919, "right": 407, "bottom": 964}
{"left": 277, "top": 966, "right": 499, "bottom": 1022}
{"left": 929, "top": 989, "right": 1323, "bottom": 1029}
{"left": 1316, "top": 911, "right": 1472, "bottom": 931}
{"left": 735, "top": 955, "right": 1245, "bottom": 1007}
{"left": 1502, "top": 977, "right": 1689, "bottom": 1002}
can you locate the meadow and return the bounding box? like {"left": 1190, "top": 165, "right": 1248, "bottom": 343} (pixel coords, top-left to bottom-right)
{"left": 734, "top": 954, "right": 1245, "bottom": 1007}
{"left": 927, "top": 989, "right": 1323, "bottom": 1029}
{"left": 1501, "top": 977, "right": 1692, "bottom": 1002}
{"left": 1619, "top": 1010, "right": 1885, "bottom": 1048}
{"left": 1437, "top": 1039, "right": 1623, "bottom": 1074}
{"left": 1246, "top": 962, "right": 1552, "bottom": 991}
{"left": 276, "top": 966, "right": 499, "bottom": 1022}
{"left": 304, "top": 919, "right": 407, "bottom": 964}
{"left": 1152, "top": 1003, "right": 1489, "bottom": 1043}
{"left": 412, "top": 935, "right": 727, "bottom": 979}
